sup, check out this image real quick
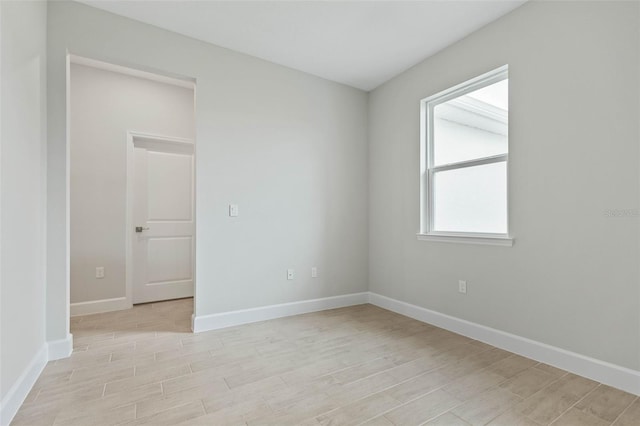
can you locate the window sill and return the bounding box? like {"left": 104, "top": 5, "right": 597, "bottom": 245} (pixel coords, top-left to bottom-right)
{"left": 416, "top": 233, "right": 514, "bottom": 247}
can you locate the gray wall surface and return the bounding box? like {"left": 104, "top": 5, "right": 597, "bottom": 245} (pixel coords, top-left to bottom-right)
{"left": 47, "top": 1, "right": 369, "bottom": 340}
{"left": 368, "top": 0, "right": 640, "bottom": 370}
{"left": 70, "top": 64, "right": 195, "bottom": 304}
{"left": 1, "top": 0, "right": 48, "bottom": 404}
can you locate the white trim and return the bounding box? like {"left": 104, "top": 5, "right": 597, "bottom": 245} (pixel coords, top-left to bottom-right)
{"left": 367, "top": 292, "right": 640, "bottom": 396}
{"left": 64, "top": 52, "right": 72, "bottom": 347}
{"left": 128, "top": 130, "right": 194, "bottom": 147}
{"left": 423, "top": 65, "right": 509, "bottom": 106}
{"left": 70, "top": 297, "right": 131, "bottom": 316}
{"left": 47, "top": 334, "right": 74, "bottom": 360}
{"left": 69, "top": 54, "right": 194, "bottom": 89}
{"left": 0, "top": 345, "right": 48, "bottom": 426}
{"left": 0, "top": 335, "right": 74, "bottom": 425}
{"left": 431, "top": 154, "right": 507, "bottom": 173}
{"left": 417, "top": 233, "right": 514, "bottom": 246}
{"left": 192, "top": 292, "right": 369, "bottom": 332}
{"left": 126, "top": 131, "right": 195, "bottom": 307}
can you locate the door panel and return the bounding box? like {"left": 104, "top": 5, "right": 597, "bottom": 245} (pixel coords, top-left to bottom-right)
{"left": 132, "top": 139, "right": 194, "bottom": 304}
{"left": 147, "top": 151, "right": 192, "bottom": 221}
{"left": 147, "top": 237, "right": 192, "bottom": 283}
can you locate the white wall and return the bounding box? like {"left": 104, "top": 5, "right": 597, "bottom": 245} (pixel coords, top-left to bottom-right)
{"left": 70, "top": 63, "right": 195, "bottom": 304}
{"left": 47, "top": 1, "right": 369, "bottom": 341}
{"left": 0, "top": 0, "right": 48, "bottom": 420}
{"left": 369, "top": 0, "right": 640, "bottom": 370}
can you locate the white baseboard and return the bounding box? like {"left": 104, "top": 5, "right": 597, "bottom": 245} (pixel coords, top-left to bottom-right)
{"left": 70, "top": 297, "right": 130, "bottom": 316}
{"left": 193, "top": 292, "right": 369, "bottom": 333}
{"left": 0, "top": 345, "right": 48, "bottom": 426}
{"left": 48, "top": 334, "right": 73, "bottom": 361}
{"left": 368, "top": 292, "right": 640, "bottom": 396}
{"left": 0, "top": 334, "right": 74, "bottom": 425}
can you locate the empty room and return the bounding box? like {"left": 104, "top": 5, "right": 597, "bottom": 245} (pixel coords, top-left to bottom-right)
{"left": 1, "top": 0, "right": 639, "bottom": 425}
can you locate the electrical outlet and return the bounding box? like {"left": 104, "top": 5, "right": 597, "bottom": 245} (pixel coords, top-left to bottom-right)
{"left": 311, "top": 267, "right": 318, "bottom": 278}
{"left": 458, "top": 280, "right": 467, "bottom": 294}
{"left": 96, "top": 267, "right": 105, "bottom": 279}
{"left": 287, "top": 269, "right": 295, "bottom": 280}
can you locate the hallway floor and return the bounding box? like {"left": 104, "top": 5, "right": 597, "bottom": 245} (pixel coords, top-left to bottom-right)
{"left": 12, "top": 299, "right": 639, "bottom": 425}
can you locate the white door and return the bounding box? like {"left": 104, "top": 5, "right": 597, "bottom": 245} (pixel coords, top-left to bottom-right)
{"left": 131, "top": 136, "right": 194, "bottom": 304}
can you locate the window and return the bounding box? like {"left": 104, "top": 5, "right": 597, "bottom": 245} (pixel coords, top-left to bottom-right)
{"left": 419, "top": 65, "right": 512, "bottom": 246}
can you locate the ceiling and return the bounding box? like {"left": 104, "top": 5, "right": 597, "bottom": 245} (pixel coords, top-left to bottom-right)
{"left": 78, "top": 1, "right": 527, "bottom": 91}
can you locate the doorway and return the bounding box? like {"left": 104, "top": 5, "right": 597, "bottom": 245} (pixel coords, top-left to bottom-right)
{"left": 69, "top": 56, "right": 196, "bottom": 319}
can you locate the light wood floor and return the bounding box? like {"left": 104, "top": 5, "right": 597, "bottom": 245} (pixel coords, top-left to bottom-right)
{"left": 13, "top": 299, "right": 639, "bottom": 426}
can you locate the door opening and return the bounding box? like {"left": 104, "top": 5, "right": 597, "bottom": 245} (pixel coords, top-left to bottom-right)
{"left": 69, "top": 56, "right": 196, "bottom": 321}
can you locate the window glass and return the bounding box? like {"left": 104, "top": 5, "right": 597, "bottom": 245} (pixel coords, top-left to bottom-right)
{"left": 432, "top": 161, "right": 507, "bottom": 234}
{"left": 433, "top": 80, "right": 508, "bottom": 167}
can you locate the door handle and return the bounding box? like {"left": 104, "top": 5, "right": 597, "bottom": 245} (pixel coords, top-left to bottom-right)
{"left": 135, "top": 226, "right": 150, "bottom": 233}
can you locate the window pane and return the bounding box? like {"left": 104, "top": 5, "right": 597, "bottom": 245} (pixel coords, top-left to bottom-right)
{"left": 432, "top": 161, "right": 507, "bottom": 234}
{"left": 433, "top": 79, "right": 508, "bottom": 166}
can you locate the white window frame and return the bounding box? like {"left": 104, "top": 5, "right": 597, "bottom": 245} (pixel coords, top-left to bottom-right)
{"left": 418, "top": 65, "right": 513, "bottom": 246}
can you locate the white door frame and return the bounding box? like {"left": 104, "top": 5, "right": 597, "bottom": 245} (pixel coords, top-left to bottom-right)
{"left": 125, "top": 131, "right": 196, "bottom": 307}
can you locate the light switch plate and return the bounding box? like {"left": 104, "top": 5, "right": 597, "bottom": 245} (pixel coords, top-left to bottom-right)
{"left": 229, "top": 204, "right": 239, "bottom": 217}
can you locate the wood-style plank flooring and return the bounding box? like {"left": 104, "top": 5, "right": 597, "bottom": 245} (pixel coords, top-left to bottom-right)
{"left": 12, "top": 298, "right": 639, "bottom": 425}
